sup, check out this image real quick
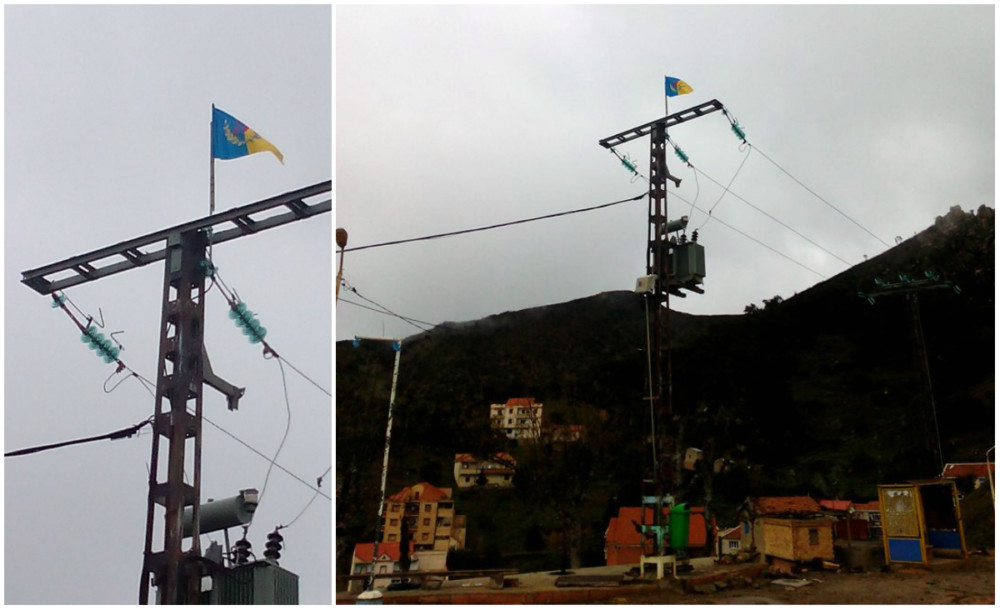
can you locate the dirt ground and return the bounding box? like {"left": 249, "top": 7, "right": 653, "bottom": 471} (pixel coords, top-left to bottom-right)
{"left": 602, "top": 553, "right": 995, "bottom": 605}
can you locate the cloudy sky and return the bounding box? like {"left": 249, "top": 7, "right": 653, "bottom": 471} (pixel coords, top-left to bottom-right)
{"left": 336, "top": 5, "right": 993, "bottom": 343}
{"left": 5, "top": 6, "right": 331, "bottom": 604}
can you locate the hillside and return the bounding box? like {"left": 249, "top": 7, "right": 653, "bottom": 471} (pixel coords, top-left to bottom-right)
{"left": 335, "top": 205, "right": 994, "bottom": 575}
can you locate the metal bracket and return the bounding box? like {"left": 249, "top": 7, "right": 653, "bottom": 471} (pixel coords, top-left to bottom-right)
{"left": 203, "top": 348, "right": 245, "bottom": 411}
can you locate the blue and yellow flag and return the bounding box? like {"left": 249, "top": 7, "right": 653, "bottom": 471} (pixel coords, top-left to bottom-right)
{"left": 664, "top": 77, "right": 693, "bottom": 98}
{"left": 212, "top": 105, "right": 284, "bottom": 164}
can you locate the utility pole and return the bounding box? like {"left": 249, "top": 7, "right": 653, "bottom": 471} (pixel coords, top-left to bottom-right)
{"left": 600, "top": 99, "right": 722, "bottom": 554}
{"left": 860, "top": 271, "right": 960, "bottom": 477}
{"left": 21, "top": 180, "right": 330, "bottom": 604}
{"left": 351, "top": 336, "right": 402, "bottom": 593}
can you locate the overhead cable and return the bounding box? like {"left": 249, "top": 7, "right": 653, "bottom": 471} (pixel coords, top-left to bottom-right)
{"left": 5, "top": 417, "right": 152, "bottom": 458}
{"left": 342, "top": 192, "right": 647, "bottom": 253}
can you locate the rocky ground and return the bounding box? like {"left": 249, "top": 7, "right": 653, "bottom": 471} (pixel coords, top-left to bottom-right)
{"left": 600, "top": 552, "right": 994, "bottom": 605}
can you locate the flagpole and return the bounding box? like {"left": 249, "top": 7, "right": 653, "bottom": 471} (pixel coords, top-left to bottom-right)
{"left": 210, "top": 104, "right": 216, "bottom": 216}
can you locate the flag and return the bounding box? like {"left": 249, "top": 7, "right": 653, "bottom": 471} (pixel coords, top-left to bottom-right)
{"left": 211, "top": 105, "right": 284, "bottom": 163}
{"left": 664, "top": 76, "right": 693, "bottom": 98}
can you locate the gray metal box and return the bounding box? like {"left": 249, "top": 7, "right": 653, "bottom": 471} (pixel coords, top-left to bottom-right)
{"left": 669, "top": 242, "right": 706, "bottom": 286}
{"left": 213, "top": 561, "right": 299, "bottom": 605}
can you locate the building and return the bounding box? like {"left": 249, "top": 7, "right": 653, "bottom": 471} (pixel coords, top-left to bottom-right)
{"left": 716, "top": 525, "right": 742, "bottom": 558}
{"left": 453, "top": 453, "right": 516, "bottom": 488}
{"left": 490, "top": 398, "right": 543, "bottom": 440}
{"left": 737, "top": 496, "right": 834, "bottom": 564}
{"left": 348, "top": 541, "right": 416, "bottom": 592}
{"left": 604, "top": 505, "right": 708, "bottom": 565}
{"left": 854, "top": 500, "right": 882, "bottom": 538}
{"left": 941, "top": 462, "right": 995, "bottom": 491}
{"left": 380, "top": 482, "right": 465, "bottom": 552}
{"left": 547, "top": 424, "right": 585, "bottom": 443}
{"left": 818, "top": 499, "right": 870, "bottom": 540}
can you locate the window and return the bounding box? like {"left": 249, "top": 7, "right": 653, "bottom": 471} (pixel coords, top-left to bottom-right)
{"left": 378, "top": 565, "right": 388, "bottom": 574}
{"left": 390, "top": 504, "right": 400, "bottom": 513}
{"left": 422, "top": 533, "right": 429, "bottom": 541}
{"left": 808, "top": 529, "right": 819, "bottom": 545}
{"left": 424, "top": 518, "right": 431, "bottom": 526}
{"left": 727, "top": 540, "right": 740, "bottom": 551}
{"left": 464, "top": 476, "right": 471, "bottom": 483}
{"left": 424, "top": 504, "right": 432, "bottom": 513}
{"left": 390, "top": 519, "right": 398, "bottom": 527}
{"left": 388, "top": 534, "right": 397, "bottom": 541}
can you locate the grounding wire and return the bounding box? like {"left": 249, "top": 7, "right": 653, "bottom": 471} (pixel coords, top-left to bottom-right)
{"left": 342, "top": 192, "right": 647, "bottom": 253}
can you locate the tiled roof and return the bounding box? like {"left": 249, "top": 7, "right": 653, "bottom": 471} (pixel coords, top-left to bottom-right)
{"left": 942, "top": 463, "right": 995, "bottom": 479}
{"left": 718, "top": 525, "right": 742, "bottom": 540}
{"left": 752, "top": 496, "right": 823, "bottom": 516}
{"left": 353, "top": 541, "right": 414, "bottom": 562}
{"left": 454, "top": 453, "right": 476, "bottom": 463}
{"left": 818, "top": 499, "right": 854, "bottom": 512}
{"left": 506, "top": 397, "right": 537, "bottom": 407}
{"left": 387, "top": 482, "right": 451, "bottom": 503}
{"left": 854, "top": 501, "right": 880, "bottom": 512}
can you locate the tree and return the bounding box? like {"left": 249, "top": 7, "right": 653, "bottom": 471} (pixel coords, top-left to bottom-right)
{"left": 398, "top": 515, "right": 411, "bottom": 573}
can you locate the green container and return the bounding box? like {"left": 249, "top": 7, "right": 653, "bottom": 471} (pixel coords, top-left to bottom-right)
{"left": 669, "top": 503, "right": 690, "bottom": 552}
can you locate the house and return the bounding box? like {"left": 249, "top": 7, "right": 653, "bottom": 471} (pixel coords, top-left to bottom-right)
{"left": 737, "top": 496, "right": 834, "bottom": 564}
{"left": 453, "top": 452, "right": 516, "bottom": 488}
{"left": 604, "top": 505, "right": 708, "bottom": 565}
{"left": 818, "top": 499, "right": 870, "bottom": 540}
{"left": 380, "top": 482, "right": 465, "bottom": 552}
{"left": 490, "top": 398, "right": 543, "bottom": 440}
{"left": 348, "top": 541, "right": 416, "bottom": 592}
{"left": 716, "top": 525, "right": 743, "bottom": 558}
{"left": 548, "top": 424, "right": 585, "bottom": 443}
{"left": 854, "top": 500, "right": 882, "bottom": 538}
{"left": 941, "top": 462, "right": 995, "bottom": 491}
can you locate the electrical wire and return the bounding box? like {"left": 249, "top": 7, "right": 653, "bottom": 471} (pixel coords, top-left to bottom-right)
{"left": 258, "top": 357, "right": 293, "bottom": 506}
{"left": 5, "top": 417, "right": 152, "bottom": 457}
{"left": 693, "top": 168, "right": 853, "bottom": 266}
{"left": 697, "top": 145, "right": 752, "bottom": 229}
{"left": 670, "top": 190, "right": 827, "bottom": 279}
{"left": 340, "top": 279, "right": 435, "bottom": 333}
{"left": 210, "top": 268, "right": 332, "bottom": 397}
{"left": 280, "top": 466, "right": 331, "bottom": 530}
{"left": 342, "top": 192, "right": 647, "bottom": 253}
{"left": 199, "top": 412, "right": 331, "bottom": 501}
{"left": 748, "top": 143, "right": 891, "bottom": 248}
{"left": 339, "top": 297, "right": 437, "bottom": 330}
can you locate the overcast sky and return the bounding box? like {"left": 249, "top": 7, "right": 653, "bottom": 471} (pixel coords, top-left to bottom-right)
{"left": 5, "top": 5, "right": 331, "bottom": 604}
{"left": 336, "top": 5, "right": 994, "bottom": 343}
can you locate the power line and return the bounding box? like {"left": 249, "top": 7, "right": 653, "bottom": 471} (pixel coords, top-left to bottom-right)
{"left": 279, "top": 466, "right": 331, "bottom": 530}
{"left": 747, "top": 143, "right": 891, "bottom": 249}
{"left": 340, "top": 279, "right": 435, "bottom": 333}
{"left": 339, "top": 297, "right": 438, "bottom": 330}
{"left": 342, "top": 192, "right": 647, "bottom": 253}
{"left": 258, "top": 357, "right": 293, "bottom": 507}
{"left": 5, "top": 417, "right": 152, "bottom": 458}
{"left": 693, "top": 167, "right": 854, "bottom": 266}
{"left": 199, "top": 412, "right": 332, "bottom": 502}
{"left": 670, "top": 190, "right": 828, "bottom": 279}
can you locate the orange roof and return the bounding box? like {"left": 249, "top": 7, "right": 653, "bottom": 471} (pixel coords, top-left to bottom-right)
{"left": 818, "top": 499, "right": 854, "bottom": 512}
{"left": 454, "top": 453, "right": 476, "bottom": 463}
{"left": 387, "top": 482, "right": 451, "bottom": 503}
{"left": 854, "top": 501, "right": 880, "bottom": 512}
{"left": 942, "top": 463, "right": 995, "bottom": 479}
{"left": 752, "top": 496, "right": 822, "bottom": 516}
{"left": 506, "top": 397, "right": 537, "bottom": 407}
{"left": 718, "top": 525, "right": 742, "bottom": 540}
{"left": 353, "top": 541, "right": 414, "bottom": 562}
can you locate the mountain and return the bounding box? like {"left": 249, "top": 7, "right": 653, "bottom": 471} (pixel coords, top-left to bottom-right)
{"left": 335, "top": 204, "right": 994, "bottom": 574}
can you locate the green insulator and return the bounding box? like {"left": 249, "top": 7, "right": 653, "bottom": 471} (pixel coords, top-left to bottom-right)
{"left": 51, "top": 294, "right": 67, "bottom": 308}
{"left": 674, "top": 147, "right": 689, "bottom": 163}
{"left": 732, "top": 123, "right": 746, "bottom": 140}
